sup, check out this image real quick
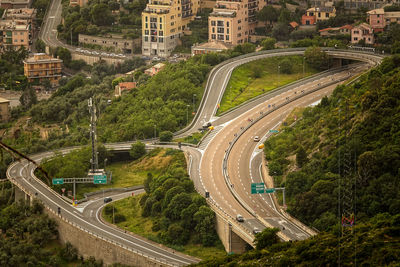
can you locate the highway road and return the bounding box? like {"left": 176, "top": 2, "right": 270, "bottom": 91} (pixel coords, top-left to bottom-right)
{"left": 6, "top": 48, "right": 384, "bottom": 263}
{"left": 7, "top": 153, "right": 198, "bottom": 266}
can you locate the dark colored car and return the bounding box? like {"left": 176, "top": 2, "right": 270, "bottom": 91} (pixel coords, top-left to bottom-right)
{"left": 104, "top": 197, "right": 112, "bottom": 203}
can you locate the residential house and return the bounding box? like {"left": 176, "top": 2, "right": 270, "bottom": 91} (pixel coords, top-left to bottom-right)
{"left": 309, "top": 0, "right": 389, "bottom": 12}
{"left": 301, "top": 6, "right": 336, "bottom": 25}
{"left": 141, "top": 0, "right": 200, "bottom": 57}
{"left": 144, "top": 63, "right": 165, "bottom": 76}
{"left": 351, "top": 23, "right": 374, "bottom": 45}
{"left": 208, "top": 0, "right": 267, "bottom": 46}
{"left": 0, "top": 97, "right": 10, "bottom": 122}
{"left": 367, "top": 8, "right": 400, "bottom": 32}
{"left": 69, "top": 0, "right": 88, "bottom": 7}
{"left": 2, "top": 8, "right": 36, "bottom": 37}
{"left": 319, "top": 24, "right": 352, "bottom": 37}
{"left": 23, "top": 53, "right": 63, "bottom": 86}
{"left": 191, "top": 41, "right": 231, "bottom": 55}
{"left": 115, "top": 82, "right": 137, "bottom": 97}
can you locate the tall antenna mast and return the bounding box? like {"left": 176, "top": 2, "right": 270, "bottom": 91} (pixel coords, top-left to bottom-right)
{"left": 88, "top": 97, "right": 98, "bottom": 173}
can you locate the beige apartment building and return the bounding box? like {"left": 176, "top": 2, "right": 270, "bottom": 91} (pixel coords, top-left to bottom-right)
{"left": 208, "top": 0, "right": 267, "bottom": 46}
{"left": 0, "top": 20, "right": 30, "bottom": 50}
{"left": 23, "top": 53, "right": 63, "bottom": 86}
{"left": 141, "top": 0, "right": 200, "bottom": 57}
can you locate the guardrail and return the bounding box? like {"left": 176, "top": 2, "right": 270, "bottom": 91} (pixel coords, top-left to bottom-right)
{"left": 6, "top": 160, "right": 180, "bottom": 267}
{"left": 220, "top": 65, "right": 360, "bottom": 239}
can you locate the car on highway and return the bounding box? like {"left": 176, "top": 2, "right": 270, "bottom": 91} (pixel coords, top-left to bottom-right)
{"left": 202, "top": 122, "right": 212, "bottom": 129}
{"left": 236, "top": 214, "right": 244, "bottom": 222}
{"left": 253, "top": 136, "right": 260, "bottom": 142}
{"left": 101, "top": 52, "right": 108, "bottom": 56}
{"left": 104, "top": 197, "right": 112, "bottom": 203}
{"left": 110, "top": 53, "right": 117, "bottom": 57}
{"left": 253, "top": 227, "right": 261, "bottom": 234}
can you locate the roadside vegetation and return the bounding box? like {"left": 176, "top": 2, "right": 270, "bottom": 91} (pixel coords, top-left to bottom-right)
{"left": 263, "top": 55, "right": 400, "bottom": 231}
{"left": 0, "top": 182, "right": 105, "bottom": 266}
{"left": 217, "top": 55, "right": 318, "bottom": 115}
{"left": 102, "top": 148, "right": 226, "bottom": 260}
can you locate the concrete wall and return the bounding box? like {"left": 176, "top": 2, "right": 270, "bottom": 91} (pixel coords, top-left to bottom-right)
{"left": 45, "top": 208, "right": 168, "bottom": 266}
{"left": 214, "top": 210, "right": 247, "bottom": 254}
{"left": 72, "top": 53, "right": 125, "bottom": 66}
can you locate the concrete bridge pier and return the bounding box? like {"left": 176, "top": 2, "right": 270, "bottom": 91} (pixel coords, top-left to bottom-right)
{"left": 14, "top": 185, "right": 33, "bottom": 205}
{"left": 332, "top": 58, "right": 343, "bottom": 68}
{"left": 215, "top": 213, "right": 248, "bottom": 254}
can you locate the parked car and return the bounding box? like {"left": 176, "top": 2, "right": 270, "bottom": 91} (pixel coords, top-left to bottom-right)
{"left": 202, "top": 122, "right": 212, "bottom": 129}
{"left": 253, "top": 227, "right": 261, "bottom": 234}
{"left": 253, "top": 136, "right": 260, "bottom": 142}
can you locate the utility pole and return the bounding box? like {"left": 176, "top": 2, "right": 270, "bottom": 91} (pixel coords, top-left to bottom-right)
{"left": 278, "top": 65, "right": 280, "bottom": 86}
{"left": 88, "top": 98, "right": 98, "bottom": 174}
{"left": 303, "top": 56, "right": 305, "bottom": 78}
{"left": 186, "top": 105, "right": 190, "bottom": 125}
{"left": 154, "top": 124, "right": 156, "bottom": 139}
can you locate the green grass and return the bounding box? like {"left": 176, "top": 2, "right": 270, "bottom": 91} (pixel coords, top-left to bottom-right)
{"left": 217, "top": 56, "right": 318, "bottom": 115}
{"left": 75, "top": 162, "right": 158, "bottom": 199}
{"left": 103, "top": 196, "right": 227, "bottom": 261}
{"left": 174, "top": 131, "right": 207, "bottom": 145}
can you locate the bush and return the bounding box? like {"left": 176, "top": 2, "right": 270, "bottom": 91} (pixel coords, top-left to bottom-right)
{"left": 279, "top": 58, "right": 293, "bottom": 74}
{"left": 159, "top": 131, "right": 173, "bottom": 142}
{"left": 130, "top": 141, "right": 146, "bottom": 160}
{"left": 113, "top": 213, "right": 126, "bottom": 223}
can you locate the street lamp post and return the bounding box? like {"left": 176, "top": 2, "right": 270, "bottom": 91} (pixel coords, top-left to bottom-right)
{"left": 303, "top": 56, "right": 305, "bottom": 78}
{"left": 186, "top": 105, "right": 190, "bottom": 125}
{"left": 154, "top": 125, "right": 156, "bottom": 139}
{"left": 278, "top": 65, "right": 280, "bottom": 86}
{"left": 192, "top": 94, "right": 196, "bottom": 112}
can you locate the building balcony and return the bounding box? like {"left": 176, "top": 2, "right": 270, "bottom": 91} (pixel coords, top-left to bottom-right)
{"left": 27, "top": 73, "right": 62, "bottom": 79}
{"left": 210, "top": 10, "right": 236, "bottom": 18}
{"left": 143, "top": 8, "right": 170, "bottom": 14}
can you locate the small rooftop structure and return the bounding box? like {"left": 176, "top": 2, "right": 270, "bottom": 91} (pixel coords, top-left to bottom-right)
{"left": 191, "top": 41, "right": 232, "bottom": 56}
{"left": 144, "top": 63, "right": 166, "bottom": 76}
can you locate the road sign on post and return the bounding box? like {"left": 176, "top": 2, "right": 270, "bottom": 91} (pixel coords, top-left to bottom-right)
{"left": 265, "top": 188, "right": 276, "bottom": 193}
{"left": 251, "top": 183, "right": 265, "bottom": 194}
{"left": 52, "top": 178, "right": 64, "bottom": 185}
{"left": 93, "top": 175, "right": 107, "bottom": 184}
{"left": 269, "top": 129, "right": 279, "bottom": 133}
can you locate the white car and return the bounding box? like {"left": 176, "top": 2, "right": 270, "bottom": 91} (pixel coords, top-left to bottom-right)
{"left": 110, "top": 53, "right": 117, "bottom": 57}
{"left": 253, "top": 136, "right": 260, "bottom": 142}
{"left": 101, "top": 52, "right": 108, "bottom": 56}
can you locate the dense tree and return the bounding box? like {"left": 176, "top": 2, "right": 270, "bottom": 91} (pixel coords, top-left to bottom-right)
{"left": 257, "top": 6, "right": 279, "bottom": 25}
{"left": 159, "top": 131, "right": 173, "bottom": 142}
{"left": 254, "top": 227, "right": 279, "bottom": 250}
{"left": 91, "top": 4, "right": 114, "bottom": 26}
{"left": 129, "top": 141, "right": 146, "bottom": 160}
{"left": 304, "top": 46, "right": 330, "bottom": 70}
{"left": 261, "top": 37, "right": 276, "bottom": 50}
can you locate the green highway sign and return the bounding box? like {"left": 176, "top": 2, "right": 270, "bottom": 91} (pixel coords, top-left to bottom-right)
{"left": 93, "top": 175, "right": 107, "bottom": 184}
{"left": 269, "top": 129, "right": 279, "bottom": 133}
{"left": 52, "top": 178, "right": 64, "bottom": 185}
{"left": 251, "top": 182, "right": 265, "bottom": 194}
{"left": 265, "top": 188, "right": 276, "bottom": 193}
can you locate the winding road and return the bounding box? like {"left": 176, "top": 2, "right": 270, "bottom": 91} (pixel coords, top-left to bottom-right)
{"left": 7, "top": 49, "right": 384, "bottom": 264}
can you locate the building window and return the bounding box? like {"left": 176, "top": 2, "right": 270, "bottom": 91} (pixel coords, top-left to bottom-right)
{"left": 217, "top": 27, "right": 224, "bottom": 33}
{"left": 218, "top": 34, "right": 224, "bottom": 40}
{"left": 171, "top": 22, "right": 175, "bottom": 26}
{"left": 150, "top": 17, "right": 157, "bottom": 22}
{"left": 318, "top": 12, "right": 321, "bottom": 17}
{"left": 211, "top": 21, "right": 216, "bottom": 26}
{"left": 160, "top": 17, "right": 162, "bottom": 22}
{"left": 146, "top": 23, "right": 148, "bottom": 28}
{"left": 217, "top": 21, "right": 224, "bottom": 26}
{"left": 145, "top": 30, "right": 149, "bottom": 35}
{"left": 160, "top": 24, "right": 162, "bottom": 29}
{"left": 159, "top": 37, "right": 164, "bottom": 42}
{"left": 159, "top": 31, "right": 164, "bottom": 36}
{"left": 227, "top": 29, "right": 229, "bottom": 34}
{"left": 326, "top": 13, "right": 329, "bottom": 18}
{"left": 226, "top": 35, "right": 229, "bottom": 40}
{"left": 211, "top": 34, "right": 216, "bottom": 39}
{"left": 227, "top": 21, "right": 229, "bottom": 27}
{"left": 145, "top": 36, "right": 148, "bottom": 41}
{"left": 238, "top": 20, "right": 241, "bottom": 24}
{"left": 354, "top": 37, "right": 358, "bottom": 41}
{"left": 212, "top": 27, "right": 215, "bottom": 33}
{"left": 238, "top": 26, "right": 241, "bottom": 30}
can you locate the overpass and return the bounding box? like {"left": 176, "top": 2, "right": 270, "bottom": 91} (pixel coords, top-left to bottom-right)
{"left": 7, "top": 49, "right": 385, "bottom": 263}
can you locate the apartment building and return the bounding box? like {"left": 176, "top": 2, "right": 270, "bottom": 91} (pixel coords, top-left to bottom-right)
{"left": 2, "top": 8, "right": 36, "bottom": 35}
{"left": 23, "top": 53, "right": 63, "bottom": 86}
{"left": 367, "top": 8, "right": 400, "bottom": 32}
{"left": 351, "top": 23, "right": 374, "bottom": 45}
{"left": 208, "top": 0, "right": 267, "bottom": 46}
{"left": 0, "top": 0, "right": 33, "bottom": 9}
{"left": 308, "top": 0, "right": 394, "bottom": 12}
{"left": 79, "top": 34, "right": 141, "bottom": 54}
{"left": 69, "top": 0, "right": 88, "bottom": 7}
{"left": 0, "top": 97, "right": 10, "bottom": 122}
{"left": 0, "top": 20, "right": 30, "bottom": 50}
{"left": 301, "top": 6, "right": 336, "bottom": 25}
{"left": 142, "top": 0, "right": 200, "bottom": 57}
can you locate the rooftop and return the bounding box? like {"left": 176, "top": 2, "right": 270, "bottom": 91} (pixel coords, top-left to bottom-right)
{"left": 23, "top": 53, "right": 63, "bottom": 64}
{"left": 193, "top": 41, "right": 232, "bottom": 50}
{"left": 367, "top": 8, "right": 384, "bottom": 15}
{"left": 3, "top": 8, "right": 36, "bottom": 18}
{"left": 0, "top": 97, "right": 10, "bottom": 104}
{"left": 307, "top": 6, "right": 335, "bottom": 13}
